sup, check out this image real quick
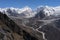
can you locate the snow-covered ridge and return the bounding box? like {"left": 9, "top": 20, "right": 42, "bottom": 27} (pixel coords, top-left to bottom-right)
{"left": 0, "top": 6, "right": 35, "bottom": 18}
{"left": 36, "top": 6, "right": 60, "bottom": 16}
{"left": 0, "top": 6, "right": 32, "bottom": 14}
{"left": 0, "top": 6, "right": 60, "bottom": 18}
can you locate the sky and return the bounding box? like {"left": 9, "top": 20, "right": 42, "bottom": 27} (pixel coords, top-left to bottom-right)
{"left": 0, "top": 0, "right": 60, "bottom": 9}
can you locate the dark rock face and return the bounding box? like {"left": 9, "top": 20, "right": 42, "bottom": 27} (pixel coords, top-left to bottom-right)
{"left": 35, "top": 10, "right": 45, "bottom": 19}
{"left": 0, "top": 12, "right": 38, "bottom": 40}
{"left": 23, "top": 31, "right": 38, "bottom": 40}
{"left": 6, "top": 8, "right": 19, "bottom": 17}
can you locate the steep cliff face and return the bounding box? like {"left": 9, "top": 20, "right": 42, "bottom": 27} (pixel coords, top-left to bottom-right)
{"left": 0, "top": 12, "right": 38, "bottom": 40}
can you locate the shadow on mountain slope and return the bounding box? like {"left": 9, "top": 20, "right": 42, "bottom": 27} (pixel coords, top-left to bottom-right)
{"left": 0, "top": 12, "right": 38, "bottom": 40}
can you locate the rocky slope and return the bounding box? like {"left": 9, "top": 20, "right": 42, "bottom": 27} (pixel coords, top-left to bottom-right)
{"left": 0, "top": 12, "right": 38, "bottom": 40}
{"left": 10, "top": 14, "right": 60, "bottom": 40}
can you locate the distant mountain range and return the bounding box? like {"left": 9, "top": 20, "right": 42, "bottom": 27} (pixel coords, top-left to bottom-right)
{"left": 0, "top": 6, "right": 60, "bottom": 19}
{"left": 0, "top": 6, "right": 35, "bottom": 18}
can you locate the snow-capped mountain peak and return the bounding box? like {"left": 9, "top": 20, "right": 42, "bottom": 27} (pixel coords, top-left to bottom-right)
{"left": 43, "top": 6, "right": 55, "bottom": 16}
{"left": 36, "top": 6, "right": 55, "bottom": 16}
{"left": 17, "top": 6, "right": 32, "bottom": 14}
